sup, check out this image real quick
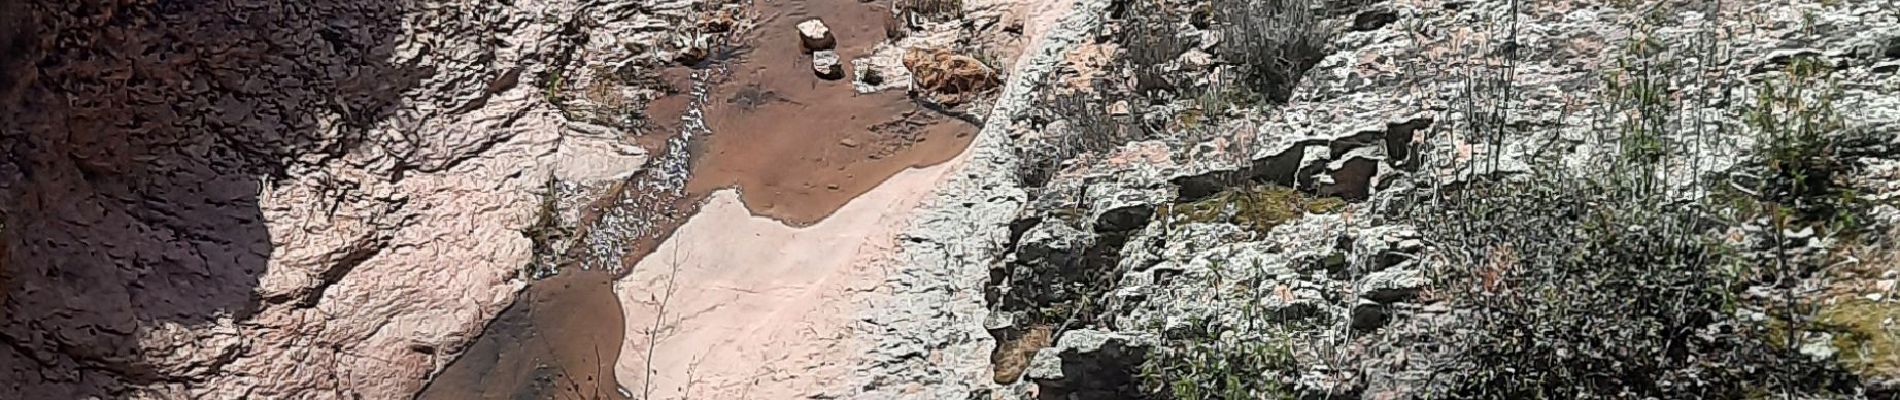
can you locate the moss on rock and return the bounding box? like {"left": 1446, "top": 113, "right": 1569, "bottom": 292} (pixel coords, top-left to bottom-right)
{"left": 1818, "top": 299, "right": 1900, "bottom": 378}
{"left": 1169, "top": 185, "right": 1345, "bottom": 233}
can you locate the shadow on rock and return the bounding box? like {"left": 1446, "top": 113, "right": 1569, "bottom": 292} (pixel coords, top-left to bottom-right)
{"left": 0, "top": 0, "right": 421, "bottom": 397}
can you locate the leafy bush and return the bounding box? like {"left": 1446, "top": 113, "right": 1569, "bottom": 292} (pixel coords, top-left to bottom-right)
{"left": 1392, "top": 28, "right": 1866, "bottom": 400}
{"left": 1142, "top": 328, "right": 1299, "bottom": 400}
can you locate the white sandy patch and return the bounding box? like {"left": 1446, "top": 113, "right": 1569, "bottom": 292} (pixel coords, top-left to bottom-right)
{"left": 611, "top": 160, "right": 962, "bottom": 399}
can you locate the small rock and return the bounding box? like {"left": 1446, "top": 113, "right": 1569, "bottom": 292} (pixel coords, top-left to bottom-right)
{"left": 674, "top": 46, "right": 708, "bottom": 66}
{"left": 1315, "top": 252, "right": 1349, "bottom": 276}
{"left": 1178, "top": 50, "right": 1213, "bottom": 70}
{"left": 839, "top": 138, "right": 861, "bottom": 148}
{"left": 797, "top": 19, "right": 835, "bottom": 52}
{"left": 902, "top": 48, "right": 1000, "bottom": 97}
{"left": 813, "top": 50, "right": 843, "bottom": 79}
{"left": 1801, "top": 333, "right": 1839, "bottom": 361}
{"left": 1352, "top": 8, "right": 1399, "bottom": 32}
{"left": 1875, "top": 61, "right": 1900, "bottom": 74}
{"left": 1753, "top": 48, "right": 1827, "bottom": 73}
{"left": 1360, "top": 267, "right": 1426, "bottom": 303}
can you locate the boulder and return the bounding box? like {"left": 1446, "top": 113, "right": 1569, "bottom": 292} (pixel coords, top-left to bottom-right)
{"left": 1359, "top": 266, "right": 1426, "bottom": 303}
{"left": 797, "top": 19, "right": 835, "bottom": 52}
{"left": 1025, "top": 330, "right": 1155, "bottom": 399}
{"left": 1350, "top": 300, "right": 1389, "bottom": 331}
{"left": 812, "top": 50, "right": 843, "bottom": 79}
{"left": 903, "top": 48, "right": 1000, "bottom": 98}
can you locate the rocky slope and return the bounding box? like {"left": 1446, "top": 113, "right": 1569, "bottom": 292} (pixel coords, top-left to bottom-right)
{"left": 4, "top": 0, "right": 1898, "bottom": 398}
{"left": 968, "top": 0, "right": 1900, "bottom": 398}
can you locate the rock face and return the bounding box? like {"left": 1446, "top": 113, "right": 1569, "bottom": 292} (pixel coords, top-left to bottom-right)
{"left": 798, "top": 18, "right": 837, "bottom": 51}
{"left": 0, "top": 0, "right": 682, "bottom": 397}
{"left": 953, "top": 0, "right": 1900, "bottom": 398}
{"left": 844, "top": 0, "right": 1109, "bottom": 398}
{"left": 1024, "top": 330, "right": 1154, "bottom": 399}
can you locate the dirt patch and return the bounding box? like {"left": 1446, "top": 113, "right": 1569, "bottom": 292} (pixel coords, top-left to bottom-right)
{"left": 417, "top": 269, "right": 624, "bottom": 400}
{"left": 684, "top": 0, "right": 979, "bottom": 226}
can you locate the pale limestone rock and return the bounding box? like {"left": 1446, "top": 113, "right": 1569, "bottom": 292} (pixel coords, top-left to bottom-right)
{"left": 813, "top": 50, "right": 844, "bottom": 79}
{"left": 0, "top": 0, "right": 654, "bottom": 398}
{"left": 798, "top": 18, "right": 836, "bottom": 51}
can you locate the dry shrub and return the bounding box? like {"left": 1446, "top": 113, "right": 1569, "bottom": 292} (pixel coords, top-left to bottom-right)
{"left": 897, "top": 0, "right": 963, "bottom": 20}
{"left": 992, "top": 324, "right": 1055, "bottom": 384}
{"left": 1213, "top": 0, "right": 1330, "bottom": 104}
{"left": 1016, "top": 88, "right": 1142, "bottom": 189}
{"left": 1118, "top": 0, "right": 1194, "bottom": 93}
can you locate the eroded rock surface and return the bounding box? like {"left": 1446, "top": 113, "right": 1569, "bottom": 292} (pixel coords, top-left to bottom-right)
{"left": 0, "top": 0, "right": 684, "bottom": 397}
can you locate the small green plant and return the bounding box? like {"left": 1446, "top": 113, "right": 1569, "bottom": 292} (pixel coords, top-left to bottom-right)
{"left": 1140, "top": 320, "right": 1299, "bottom": 400}
{"left": 520, "top": 174, "right": 570, "bottom": 279}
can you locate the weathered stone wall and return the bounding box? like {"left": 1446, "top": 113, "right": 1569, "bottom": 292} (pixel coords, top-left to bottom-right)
{"left": 0, "top": 0, "right": 688, "bottom": 397}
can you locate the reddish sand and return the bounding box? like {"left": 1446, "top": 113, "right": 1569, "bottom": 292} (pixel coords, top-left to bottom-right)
{"left": 684, "top": 0, "right": 978, "bottom": 226}
{"left": 421, "top": 0, "right": 988, "bottom": 395}
{"left": 417, "top": 270, "right": 623, "bottom": 400}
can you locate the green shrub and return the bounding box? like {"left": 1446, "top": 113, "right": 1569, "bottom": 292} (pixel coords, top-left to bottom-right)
{"left": 1141, "top": 321, "right": 1299, "bottom": 400}
{"left": 1393, "top": 20, "right": 1863, "bottom": 399}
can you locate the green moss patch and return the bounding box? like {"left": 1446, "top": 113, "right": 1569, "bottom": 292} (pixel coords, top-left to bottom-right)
{"left": 1818, "top": 299, "right": 1900, "bottom": 377}
{"left": 1169, "top": 185, "right": 1345, "bottom": 233}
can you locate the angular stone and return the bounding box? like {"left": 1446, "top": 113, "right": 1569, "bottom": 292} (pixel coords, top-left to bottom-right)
{"left": 1359, "top": 266, "right": 1426, "bottom": 303}
{"left": 797, "top": 19, "right": 835, "bottom": 52}
{"left": 1026, "top": 330, "right": 1154, "bottom": 399}
{"left": 813, "top": 50, "right": 843, "bottom": 79}
{"left": 1350, "top": 300, "right": 1388, "bottom": 331}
